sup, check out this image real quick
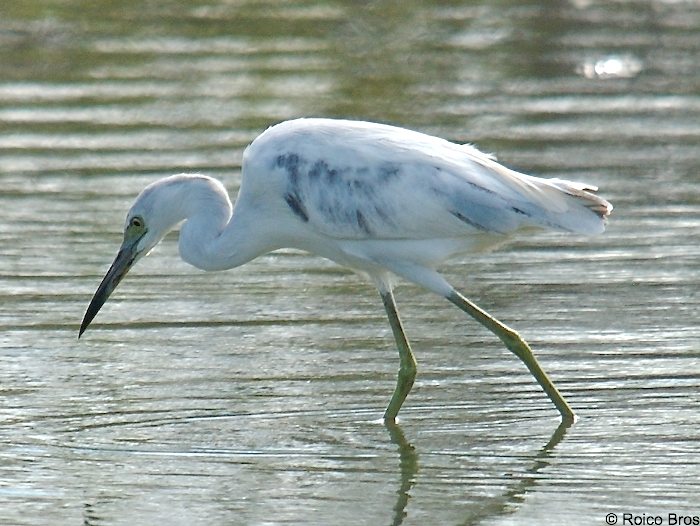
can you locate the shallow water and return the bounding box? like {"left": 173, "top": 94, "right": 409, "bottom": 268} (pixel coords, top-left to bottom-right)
{"left": 1, "top": 1, "right": 699, "bottom": 525}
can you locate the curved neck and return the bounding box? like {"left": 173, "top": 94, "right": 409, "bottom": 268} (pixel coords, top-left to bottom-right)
{"left": 176, "top": 177, "right": 272, "bottom": 271}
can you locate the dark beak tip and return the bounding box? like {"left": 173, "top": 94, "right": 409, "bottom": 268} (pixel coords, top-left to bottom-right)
{"left": 78, "top": 318, "right": 90, "bottom": 339}
{"left": 80, "top": 243, "right": 137, "bottom": 341}
{"left": 79, "top": 308, "right": 99, "bottom": 339}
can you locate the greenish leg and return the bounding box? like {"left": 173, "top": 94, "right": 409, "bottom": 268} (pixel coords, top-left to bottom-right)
{"left": 380, "top": 287, "right": 418, "bottom": 423}
{"left": 446, "top": 289, "right": 576, "bottom": 424}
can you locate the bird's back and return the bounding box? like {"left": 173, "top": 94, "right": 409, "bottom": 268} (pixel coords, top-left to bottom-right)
{"left": 240, "top": 118, "right": 612, "bottom": 247}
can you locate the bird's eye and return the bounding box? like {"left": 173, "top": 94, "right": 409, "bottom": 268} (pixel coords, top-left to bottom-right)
{"left": 130, "top": 216, "right": 144, "bottom": 228}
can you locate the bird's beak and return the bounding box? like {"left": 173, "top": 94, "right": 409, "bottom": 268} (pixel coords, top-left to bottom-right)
{"left": 79, "top": 236, "right": 140, "bottom": 338}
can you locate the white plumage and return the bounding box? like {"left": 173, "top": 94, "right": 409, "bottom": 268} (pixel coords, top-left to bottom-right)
{"left": 81, "top": 118, "right": 612, "bottom": 423}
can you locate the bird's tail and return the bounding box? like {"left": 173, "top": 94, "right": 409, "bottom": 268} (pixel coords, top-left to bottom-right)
{"left": 529, "top": 177, "right": 613, "bottom": 234}
{"left": 454, "top": 143, "right": 613, "bottom": 235}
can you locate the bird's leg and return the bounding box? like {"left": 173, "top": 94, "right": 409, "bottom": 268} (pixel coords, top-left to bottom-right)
{"left": 380, "top": 287, "right": 418, "bottom": 423}
{"left": 446, "top": 289, "right": 576, "bottom": 423}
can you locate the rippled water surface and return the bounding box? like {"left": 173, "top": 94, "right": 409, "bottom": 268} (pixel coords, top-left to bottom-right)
{"left": 2, "top": 1, "right": 699, "bottom": 525}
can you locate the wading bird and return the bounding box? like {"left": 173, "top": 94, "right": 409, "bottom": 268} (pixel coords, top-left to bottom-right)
{"left": 80, "top": 118, "right": 612, "bottom": 423}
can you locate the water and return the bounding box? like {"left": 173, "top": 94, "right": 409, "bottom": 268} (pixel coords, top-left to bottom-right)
{"left": 1, "top": 1, "right": 699, "bottom": 524}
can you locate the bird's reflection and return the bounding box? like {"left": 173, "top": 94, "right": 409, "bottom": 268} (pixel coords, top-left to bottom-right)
{"left": 384, "top": 418, "right": 573, "bottom": 525}
{"left": 385, "top": 421, "right": 419, "bottom": 526}
{"left": 461, "top": 419, "right": 572, "bottom": 524}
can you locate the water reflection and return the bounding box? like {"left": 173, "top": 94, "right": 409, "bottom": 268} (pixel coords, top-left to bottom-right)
{"left": 578, "top": 55, "right": 643, "bottom": 80}
{"left": 64, "top": 412, "right": 573, "bottom": 526}
{"left": 386, "top": 422, "right": 418, "bottom": 526}
{"left": 385, "top": 418, "right": 572, "bottom": 525}
{"left": 459, "top": 420, "right": 571, "bottom": 524}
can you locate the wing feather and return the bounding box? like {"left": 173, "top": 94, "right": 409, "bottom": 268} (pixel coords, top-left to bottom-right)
{"left": 248, "top": 118, "right": 611, "bottom": 240}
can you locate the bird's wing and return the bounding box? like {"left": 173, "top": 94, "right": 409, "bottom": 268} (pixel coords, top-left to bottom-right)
{"left": 273, "top": 134, "right": 608, "bottom": 240}
{"left": 246, "top": 119, "right": 610, "bottom": 241}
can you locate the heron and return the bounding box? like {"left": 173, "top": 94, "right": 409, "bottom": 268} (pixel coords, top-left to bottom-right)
{"left": 79, "top": 118, "right": 612, "bottom": 424}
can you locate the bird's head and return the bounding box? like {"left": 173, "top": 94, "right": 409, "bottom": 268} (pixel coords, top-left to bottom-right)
{"left": 79, "top": 176, "right": 190, "bottom": 337}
